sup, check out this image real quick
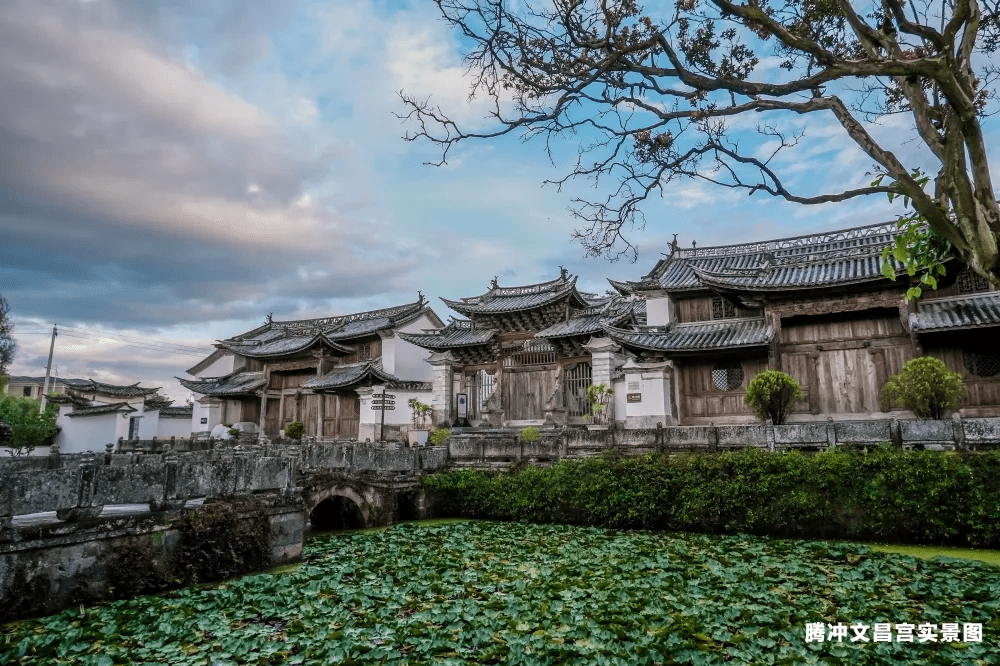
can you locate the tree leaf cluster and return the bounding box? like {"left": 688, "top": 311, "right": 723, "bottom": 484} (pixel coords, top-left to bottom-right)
{"left": 881, "top": 356, "right": 967, "bottom": 419}
{"left": 743, "top": 370, "right": 803, "bottom": 424}
{"left": 4, "top": 520, "right": 999, "bottom": 664}
{"left": 0, "top": 395, "right": 57, "bottom": 455}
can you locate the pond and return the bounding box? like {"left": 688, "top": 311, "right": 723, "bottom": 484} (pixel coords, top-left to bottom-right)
{"left": 3, "top": 520, "right": 998, "bottom": 664}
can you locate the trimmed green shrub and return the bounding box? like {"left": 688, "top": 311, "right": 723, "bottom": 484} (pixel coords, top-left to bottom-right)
{"left": 0, "top": 394, "right": 57, "bottom": 455}
{"left": 284, "top": 421, "right": 305, "bottom": 440}
{"left": 744, "top": 370, "right": 803, "bottom": 425}
{"left": 881, "top": 356, "right": 966, "bottom": 419}
{"left": 422, "top": 448, "right": 1000, "bottom": 548}
{"left": 429, "top": 427, "right": 451, "bottom": 446}
{"left": 519, "top": 426, "right": 542, "bottom": 443}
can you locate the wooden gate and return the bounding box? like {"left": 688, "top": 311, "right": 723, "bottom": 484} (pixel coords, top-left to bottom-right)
{"left": 564, "top": 362, "right": 593, "bottom": 418}
{"left": 322, "top": 394, "right": 360, "bottom": 439}
{"left": 264, "top": 398, "right": 280, "bottom": 437}
{"left": 502, "top": 368, "right": 559, "bottom": 420}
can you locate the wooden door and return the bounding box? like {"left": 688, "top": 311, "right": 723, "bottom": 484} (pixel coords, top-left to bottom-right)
{"left": 780, "top": 310, "right": 912, "bottom": 416}
{"left": 502, "top": 367, "right": 558, "bottom": 420}
{"left": 264, "top": 398, "right": 280, "bottom": 437}
{"left": 322, "top": 394, "right": 360, "bottom": 439}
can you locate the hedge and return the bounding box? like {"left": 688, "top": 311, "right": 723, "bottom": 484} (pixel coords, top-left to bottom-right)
{"left": 422, "top": 447, "right": 1000, "bottom": 548}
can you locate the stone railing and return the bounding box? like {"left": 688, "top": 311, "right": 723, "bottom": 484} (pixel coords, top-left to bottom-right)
{"left": 445, "top": 415, "right": 1000, "bottom": 465}
{"left": 0, "top": 442, "right": 448, "bottom": 525}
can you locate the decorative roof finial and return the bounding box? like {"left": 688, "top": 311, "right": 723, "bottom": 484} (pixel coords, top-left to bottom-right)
{"left": 559, "top": 265, "right": 568, "bottom": 280}
{"left": 692, "top": 240, "right": 697, "bottom": 252}
{"left": 670, "top": 234, "right": 679, "bottom": 254}
{"left": 490, "top": 276, "right": 499, "bottom": 289}
{"left": 265, "top": 312, "right": 273, "bottom": 324}
{"left": 417, "top": 290, "right": 424, "bottom": 305}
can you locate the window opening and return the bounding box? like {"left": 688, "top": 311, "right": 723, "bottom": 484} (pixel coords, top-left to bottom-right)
{"left": 711, "top": 362, "right": 744, "bottom": 391}
{"left": 963, "top": 351, "right": 1000, "bottom": 378}
{"left": 358, "top": 343, "right": 372, "bottom": 361}
{"left": 711, "top": 297, "right": 736, "bottom": 320}
{"left": 957, "top": 270, "right": 991, "bottom": 294}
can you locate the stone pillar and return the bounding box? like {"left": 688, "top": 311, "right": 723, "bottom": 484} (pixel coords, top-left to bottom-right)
{"left": 584, "top": 337, "right": 621, "bottom": 388}
{"left": 619, "top": 357, "right": 676, "bottom": 429}
{"left": 427, "top": 352, "right": 457, "bottom": 427}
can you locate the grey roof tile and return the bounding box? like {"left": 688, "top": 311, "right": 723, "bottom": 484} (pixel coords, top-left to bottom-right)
{"left": 65, "top": 402, "right": 137, "bottom": 417}
{"left": 398, "top": 320, "right": 497, "bottom": 350}
{"left": 910, "top": 293, "right": 1000, "bottom": 332}
{"left": 159, "top": 406, "right": 194, "bottom": 418}
{"left": 302, "top": 361, "right": 401, "bottom": 390}
{"left": 604, "top": 318, "right": 773, "bottom": 352}
{"left": 442, "top": 274, "right": 593, "bottom": 315}
{"left": 64, "top": 379, "right": 161, "bottom": 397}
{"left": 177, "top": 372, "right": 266, "bottom": 397}
{"left": 643, "top": 221, "right": 914, "bottom": 292}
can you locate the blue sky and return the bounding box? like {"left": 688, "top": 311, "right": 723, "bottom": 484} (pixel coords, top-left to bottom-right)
{"left": 3, "top": 0, "right": 993, "bottom": 401}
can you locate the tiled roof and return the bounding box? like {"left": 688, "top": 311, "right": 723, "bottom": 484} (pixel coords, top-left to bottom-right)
{"left": 910, "top": 293, "right": 1000, "bottom": 333}
{"left": 604, "top": 318, "right": 773, "bottom": 353}
{"left": 536, "top": 297, "right": 639, "bottom": 339}
{"left": 63, "top": 379, "right": 161, "bottom": 397}
{"left": 302, "top": 361, "right": 401, "bottom": 390}
{"left": 159, "top": 405, "right": 194, "bottom": 418}
{"left": 441, "top": 273, "right": 596, "bottom": 316}
{"left": 177, "top": 372, "right": 266, "bottom": 397}
{"left": 65, "top": 402, "right": 137, "bottom": 417}
{"left": 635, "top": 221, "right": 914, "bottom": 293}
{"left": 398, "top": 319, "right": 497, "bottom": 350}
{"left": 216, "top": 300, "right": 436, "bottom": 358}
{"left": 222, "top": 333, "right": 352, "bottom": 358}
{"left": 324, "top": 317, "right": 392, "bottom": 340}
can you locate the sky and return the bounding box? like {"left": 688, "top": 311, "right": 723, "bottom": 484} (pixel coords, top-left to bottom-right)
{"left": 2, "top": 0, "right": 997, "bottom": 403}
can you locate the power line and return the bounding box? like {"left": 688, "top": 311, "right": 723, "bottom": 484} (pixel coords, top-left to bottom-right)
{"left": 15, "top": 323, "right": 210, "bottom": 355}
{"left": 53, "top": 331, "right": 207, "bottom": 358}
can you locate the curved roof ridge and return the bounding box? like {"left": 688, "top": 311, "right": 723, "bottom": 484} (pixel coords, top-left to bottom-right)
{"left": 672, "top": 220, "right": 901, "bottom": 259}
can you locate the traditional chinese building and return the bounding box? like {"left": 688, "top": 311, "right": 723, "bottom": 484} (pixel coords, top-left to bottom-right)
{"left": 398, "top": 270, "right": 644, "bottom": 425}
{"left": 601, "top": 221, "right": 1000, "bottom": 426}
{"left": 179, "top": 297, "right": 444, "bottom": 440}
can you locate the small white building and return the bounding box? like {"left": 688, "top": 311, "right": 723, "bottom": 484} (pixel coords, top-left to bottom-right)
{"left": 49, "top": 380, "right": 191, "bottom": 454}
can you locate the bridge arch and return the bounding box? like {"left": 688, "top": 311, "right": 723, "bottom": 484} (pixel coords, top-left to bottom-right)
{"left": 307, "top": 486, "right": 368, "bottom": 531}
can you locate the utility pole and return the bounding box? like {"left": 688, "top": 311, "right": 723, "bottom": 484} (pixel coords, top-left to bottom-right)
{"left": 40, "top": 325, "right": 57, "bottom": 410}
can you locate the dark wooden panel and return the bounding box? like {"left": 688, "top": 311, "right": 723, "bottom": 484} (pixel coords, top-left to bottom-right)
{"left": 678, "top": 358, "right": 766, "bottom": 420}
{"left": 502, "top": 367, "right": 557, "bottom": 420}
{"left": 264, "top": 399, "right": 280, "bottom": 437}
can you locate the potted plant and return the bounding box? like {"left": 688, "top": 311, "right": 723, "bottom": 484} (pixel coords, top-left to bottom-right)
{"left": 284, "top": 421, "right": 305, "bottom": 442}
{"left": 407, "top": 398, "right": 432, "bottom": 446}
{"left": 586, "top": 383, "right": 613, "bottom": 429}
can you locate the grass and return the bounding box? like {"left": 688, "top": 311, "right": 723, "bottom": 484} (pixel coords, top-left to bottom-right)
{"left": 865, "top": 542, "right": 1000, "bottom": 567}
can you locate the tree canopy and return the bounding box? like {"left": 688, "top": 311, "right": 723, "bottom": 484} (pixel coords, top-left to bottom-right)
{"left": 401, "top": 0, "right": 1000, "bottom": 285}
{"left": 0, "top": 295, "right": 14, "bottom": 376}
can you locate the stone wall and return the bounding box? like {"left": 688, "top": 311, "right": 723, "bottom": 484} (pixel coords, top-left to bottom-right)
{"left": 0, "top": 495, "right": 303, "bottom": 623}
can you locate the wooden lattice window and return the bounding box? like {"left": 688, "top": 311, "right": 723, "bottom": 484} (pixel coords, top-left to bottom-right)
{"left": 358, "top": 343, "right": 372, "bottom": 361}
{"left": 711, "top": 296, "right": 737, "bottom": 319}
{"left": 502, "top": 340, "right": 556, "bottom": 366}
{"left": 957, "top": 270, "right": 991, "bottom": 294}
{"left": 963, "top": 351, "right": 1000, "bottom": 377}
{"left": 711, "top": 362, "right": 744, "bottom": 391}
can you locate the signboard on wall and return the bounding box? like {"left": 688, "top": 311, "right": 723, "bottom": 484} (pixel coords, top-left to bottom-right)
{"left": 456, "top": 393, "right": 468, "bottom": 419}
{"left": 626, "top": 393, "right": 642, "bottom": 403}
{"left": 200, "top": 417, "right": 208, "bottom": 424}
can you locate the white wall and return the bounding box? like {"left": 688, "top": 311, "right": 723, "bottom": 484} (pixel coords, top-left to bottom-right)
{"left": 55, "top": 412, "right": 126, "bottom": 454}
{"left": 392, "top": 314, "right": 441, "bottom": 381}
{"left": 193, "top": 352, "right": 236, "bottom": 379}
{"left": 645, "top": 295, "right": 674, "bottom": 327}
{"left": 192, "top": 399, "right": 221, "bottom": 433}
{"left": 137, "top": 410, "right": 158, "bottom": 439}
{"left": 158, "top": 416, "right": 192, "bottom": 439}
{"left": 613, "top": 377, "right": 627, "bottom": 423}
{"left": 357, "top": 387, "right": 435, "bottom": 427}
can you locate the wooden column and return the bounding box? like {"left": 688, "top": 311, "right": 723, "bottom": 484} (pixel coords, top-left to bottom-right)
{"left": 258, "top": 391, "right": 267, "bottom": 435}
{"left": 806, "top": 352, "right": 820, "bottom": 415}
